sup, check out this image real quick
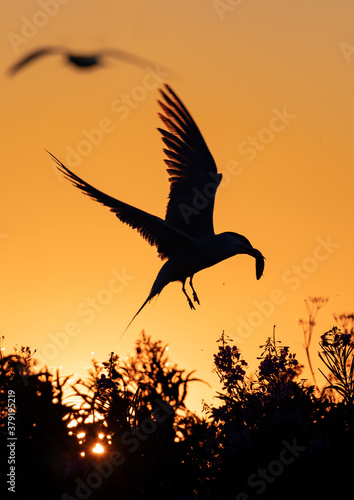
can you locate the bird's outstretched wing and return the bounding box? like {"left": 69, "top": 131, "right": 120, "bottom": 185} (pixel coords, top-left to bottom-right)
{"left": 48, "top": 152, "right": 198, "bottom": 260}
{"left": 7, "top": 47, "right": 63, "bottom": 75}
{"left": 101, "top": 48, "right": 160, "bottom": 70}
{"left": 158, "top": 84, "right": 222, "bottom": 238}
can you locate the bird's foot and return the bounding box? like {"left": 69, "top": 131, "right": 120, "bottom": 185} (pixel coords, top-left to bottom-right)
{"left": 189, "top": 279, "right": 200, "bottom": 305}
{"left": 187, "top": 297, "right": 196, "bottom": 310}
{"left": 192, "top": 291, "right": 200, "bottom": 305}
{"left": 183, "top": 281, "right": 196, "bottom": 310}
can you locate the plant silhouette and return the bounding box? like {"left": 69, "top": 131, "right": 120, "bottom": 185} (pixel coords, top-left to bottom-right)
{"left": 1, "top": 317, "right": 354, "bottom": 499}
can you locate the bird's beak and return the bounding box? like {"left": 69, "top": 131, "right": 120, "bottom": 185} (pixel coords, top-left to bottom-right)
{"left": 255, "top": 253, "right": 265, "bottom": 280}
{"left": 245, "top": 247, "right": 265, "bottom": 280}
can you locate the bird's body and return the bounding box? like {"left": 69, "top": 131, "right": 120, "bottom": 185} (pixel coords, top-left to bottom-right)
{"left": 159, "top": 233, "right": 259, "bottom": 282}
{"left": 126, "top": 231, "right": 264, "bottom": 328}
{"left": 151, "top": 236, "right": 242, "bottom": 299}
{"left": 48, "top": 84, "right": 265, "bottom": 335}
{"left": 68, "top": 55, "right": 100, "bottom": 68}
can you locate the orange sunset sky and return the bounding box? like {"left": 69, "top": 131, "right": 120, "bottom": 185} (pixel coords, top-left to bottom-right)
{"left": 1, "top": 0, "right": 354, "bottom": 413}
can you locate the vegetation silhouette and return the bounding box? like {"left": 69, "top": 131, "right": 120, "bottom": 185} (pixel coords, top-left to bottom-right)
{"left": 1, "top": 308, "right": 353, "bottom": 499}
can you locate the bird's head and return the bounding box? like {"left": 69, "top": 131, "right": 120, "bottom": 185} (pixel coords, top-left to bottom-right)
{"left": 224, "top": 232, "right": 265, "bottom": 280}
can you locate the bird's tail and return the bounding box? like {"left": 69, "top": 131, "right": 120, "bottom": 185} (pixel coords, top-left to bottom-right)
{"left": 119, "top": 293, "right": 155, "bottom": 341}
{"left": 118, "top": 270, "right": 168, "bottom": 341}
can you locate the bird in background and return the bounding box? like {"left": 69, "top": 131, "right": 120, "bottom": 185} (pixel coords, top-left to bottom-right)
{"left": 48, "top": 84, "right": 265, "bottom": 337}
{"left": 7, "top": 46, "right": 157, "bottom": 75}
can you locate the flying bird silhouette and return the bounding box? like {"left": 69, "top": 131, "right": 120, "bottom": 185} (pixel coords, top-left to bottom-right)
{"left": 48, "top": 84, "right": 265, "bottom": 335}
{"left": 7, "top": 46, "right": 157, "bottom": 75}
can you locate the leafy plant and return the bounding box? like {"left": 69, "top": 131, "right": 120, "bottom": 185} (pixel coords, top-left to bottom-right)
{"left": 319, "top": 327, "right": 354, "bottom": 404}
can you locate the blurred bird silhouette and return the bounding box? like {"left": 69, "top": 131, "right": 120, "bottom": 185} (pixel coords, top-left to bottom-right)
{"left": 8, "top": 46, "right": 157, "bottom": 75}
{"left": 48, "top": 84, "right": 265, "bottom": 335}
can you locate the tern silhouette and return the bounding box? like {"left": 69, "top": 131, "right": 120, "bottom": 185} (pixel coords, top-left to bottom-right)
{"left": 7, "top": 46, "right": 156, "bottom": 75}
{"left": 48, "top": 84, "right": 265, "bottom": 335}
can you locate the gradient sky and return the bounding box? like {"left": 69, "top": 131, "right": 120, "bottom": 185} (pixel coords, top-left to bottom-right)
{"left": 1, "top": 0, "right": 354, "bottom": 413}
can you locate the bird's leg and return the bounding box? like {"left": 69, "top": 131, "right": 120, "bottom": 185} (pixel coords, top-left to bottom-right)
{"left": 182, "top": 280, "right": 195, "bottom": 310}
{"left": 189, "top": 276, "right": 200, "bottom": 305}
